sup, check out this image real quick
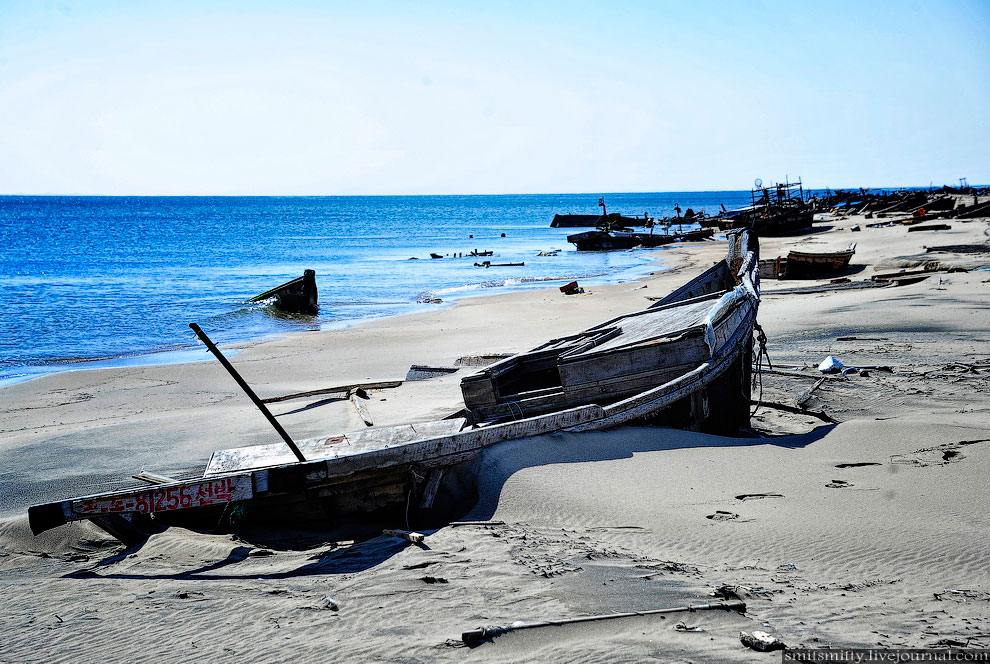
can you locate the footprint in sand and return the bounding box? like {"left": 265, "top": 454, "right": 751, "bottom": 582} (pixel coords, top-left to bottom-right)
{"left": 706, "top": 511, "right": 739, "bottom": 521}
{"left": 735, "top": 493, "right": 784, "bottom": 501}
{"left": 891, "top": 439, "right": 989, "bottom": 467}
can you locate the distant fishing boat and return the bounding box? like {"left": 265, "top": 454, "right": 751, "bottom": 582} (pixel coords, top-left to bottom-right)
{"left": 247, "top": 269, "right": 318, "bottom": 314}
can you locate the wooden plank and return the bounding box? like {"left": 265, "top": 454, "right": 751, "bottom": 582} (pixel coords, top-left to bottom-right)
{"left": 796, "top": 377, "right": 826, "bottom": 407}
{"left": 419, "top": 469, "right": 444, "bottom": 509}
{"left": 261, "top": 380, "right": 403, "bottom": 404}
{"left": 89, "top": 515, "right": 148, "bottom": 547}
{"left": 206, "top": 419, "right": 467, "bottom": 475}
{"left": 383, "top": 529, "right": 426, "bottom": 544}
{"left": 649, "top": 261, "right": 730, "bottom": 307}
{"left": 132, "top": 471, "right": 178, "bottom": 485}
{"left": 350, "top": 389, "right": 374, "bottom": 427}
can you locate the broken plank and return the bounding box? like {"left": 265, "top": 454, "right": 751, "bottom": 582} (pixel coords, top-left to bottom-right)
{"left": 349, "top": 389, "right": 374, "bottom": 427}
{"left": 261, "top": 380, "right": 402, "bottom": 404}
{"left": 796, "top": 377, "right": 826, "bottom": 407}
{"left": 131, "top": 471, "right": 178, "bottom": 485}
{"left": 383, "top": 528, "right": 425, "bottom": 544}
{"left": 419, "top": 469, "right": 444, "bottom": 509}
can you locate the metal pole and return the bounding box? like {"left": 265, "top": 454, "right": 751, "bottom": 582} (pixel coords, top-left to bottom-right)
{"left": 189, "top": 323, "right": 306, "bottom": 463}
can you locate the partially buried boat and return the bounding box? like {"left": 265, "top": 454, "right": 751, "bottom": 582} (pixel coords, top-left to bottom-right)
{"left": 28, "top": 231, "right": 760, "bottom": 543}
{"left": 567, "top": 227, "right": 713, "bottom": 251}
{"left": 759, "top": 243, "right": 856, "bottom": 279}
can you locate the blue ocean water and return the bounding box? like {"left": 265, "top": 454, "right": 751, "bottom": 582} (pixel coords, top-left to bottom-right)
{"left": 0, "top": 192, "right": 751, "bottom": 382}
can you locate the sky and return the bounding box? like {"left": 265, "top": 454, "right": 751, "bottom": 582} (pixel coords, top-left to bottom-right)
{"left": 0, "top": 0, "right": 987, "bottom": 195}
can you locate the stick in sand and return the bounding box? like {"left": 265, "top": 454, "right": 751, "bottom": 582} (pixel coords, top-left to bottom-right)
{"left": 461, "top": 600, "right": 746, "bottom": 645}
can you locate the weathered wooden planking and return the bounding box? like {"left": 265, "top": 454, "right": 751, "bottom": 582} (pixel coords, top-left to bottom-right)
{"left": 569, "top": 306, "right": 756, "bottom": 431}
{"left": 650, "top": 260, "right": 731, "bottom": 308}
{"left": 206, "top": 419, "right": 467, "bottom": 475}
{"left": 71, "top": 476, "right": 253, "bottom": 518}
{"left": 31, "top": 407, "right": 600, "bottom": 534}
{"left": 566, "top": 298, "right": 716, "bottom": 357}
{"left": 559, "top": 333, "right": 707, "bottom": 387}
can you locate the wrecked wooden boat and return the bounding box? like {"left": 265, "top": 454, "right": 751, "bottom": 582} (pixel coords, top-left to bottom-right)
{"left": 28, "top": 231, "right": 760, "bottom": 543}
{"left": 551, "top": 213, "right": 651, "bottom": 228}
{"left": 714, "top": 180, "right": 814, "bottom": 236}
{"left": 760, "top": 243, "right": 856, "bottom": 279}
{"left": 785, "top": 243, "right": 855, "bottom": 277}
{"left": 567, "top": 227, "right": 713, "bottom": 251}
{"left": 247, "top": 269, "right": 318, "bottom": 314}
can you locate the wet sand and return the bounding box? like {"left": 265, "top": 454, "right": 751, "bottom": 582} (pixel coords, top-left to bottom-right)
{"left": 2, "top": 212, "right": 989, "bottom": 662}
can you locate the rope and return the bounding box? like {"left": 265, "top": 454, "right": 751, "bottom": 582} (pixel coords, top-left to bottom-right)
{"left": 751, "top": 322, "right": 772, "bottom": 416}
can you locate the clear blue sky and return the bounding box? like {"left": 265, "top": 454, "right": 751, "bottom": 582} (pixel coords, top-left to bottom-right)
{"left": 0, "top": 0, "right": 986, "bottom": 194}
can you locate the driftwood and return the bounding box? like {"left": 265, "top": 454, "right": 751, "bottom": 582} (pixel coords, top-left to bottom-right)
{"left": 349, "top": 389, "right": 374, "bottom": 427}
{"left": 261, "top": 380, "right": 403, "bottom": 404}
{"left": 763, "top": 280, "right": 893, "bottom": 296}
{"left": 925, "top": 244, "right": 990, "bottom": 254}
{"left": 383, "top": 529, "right": 425, "bottom": 544}
{"left": 448, "top": 520, "right": 506, "bottom": 527}
{"left": 907, "top": 224, "right": 952, "bottom": 232}
{"left": 796, "top": 377, "right": 826, "bottom": 407}
{"left": 132, "top": 471, "right": 178, "bottom": 485}
{"left": 752, "top": 399, "right": 837, "bottom": 423}
{"left": 461, "top": 601, "right": 746, "bottom": 646}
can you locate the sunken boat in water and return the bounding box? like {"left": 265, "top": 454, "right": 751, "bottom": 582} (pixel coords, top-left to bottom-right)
{"left": 28, "top": 231, "right": 760, "bottom": 543}
{"left": 567, "top": 227, "right": 713, "bottom": 251}
{"left": 248, "top": 269, "right": 319, "bottom": 314}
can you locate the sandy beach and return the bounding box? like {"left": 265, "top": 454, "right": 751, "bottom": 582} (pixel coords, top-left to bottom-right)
{"left": 2, "top": 213, "right": 989, "bottom": 662}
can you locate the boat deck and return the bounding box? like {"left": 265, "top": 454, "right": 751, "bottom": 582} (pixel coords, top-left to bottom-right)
{"left": 568, "top": 297, "right": 717, "bottom": 357}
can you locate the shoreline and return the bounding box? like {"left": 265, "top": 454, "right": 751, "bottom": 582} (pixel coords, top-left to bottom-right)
{"left": 0, "top": 243, "right": 673, "bottom": 387}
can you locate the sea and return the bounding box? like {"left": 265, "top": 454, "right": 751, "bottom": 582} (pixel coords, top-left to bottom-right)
{"left": 0, "top": 192, "right": 754, "bottom": 384}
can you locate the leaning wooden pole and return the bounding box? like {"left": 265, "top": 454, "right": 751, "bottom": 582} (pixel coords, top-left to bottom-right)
{"left": 189, "top": 323, "right": 306, "bottom": 463}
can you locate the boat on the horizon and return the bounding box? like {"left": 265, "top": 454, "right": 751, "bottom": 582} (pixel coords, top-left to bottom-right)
{"left": 550, "top": 195, "right": 652, "bottom": 228}
{"left": 28, "top": 231, "right": 760, "bottom": 544}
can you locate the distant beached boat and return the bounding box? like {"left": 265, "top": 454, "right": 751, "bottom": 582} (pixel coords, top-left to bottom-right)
{"left": 28, "top": 231, "right": 760, "bottom": 543}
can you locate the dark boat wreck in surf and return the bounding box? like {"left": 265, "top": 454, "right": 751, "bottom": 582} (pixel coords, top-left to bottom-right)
{"left": 28, "top": 231, "right": 760, "bottom": 543}
{"left": 567, "top": 227, "right": 713, "bottom": 251}
{"left": 247, "top": 269, "right": 318, "bottom": 314}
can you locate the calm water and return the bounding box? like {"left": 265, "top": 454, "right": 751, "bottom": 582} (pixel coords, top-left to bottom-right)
{"left": 0, "top": 192, "right": 751, "bottom": 382}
